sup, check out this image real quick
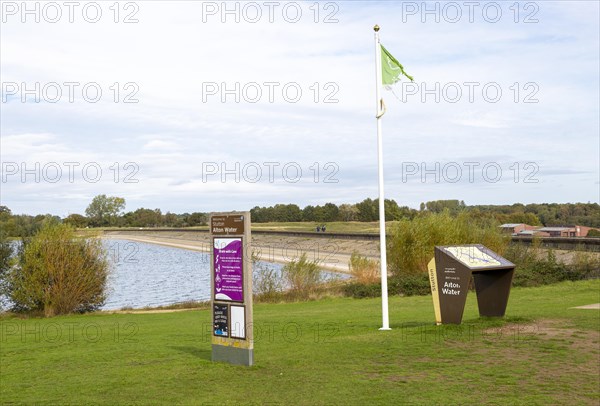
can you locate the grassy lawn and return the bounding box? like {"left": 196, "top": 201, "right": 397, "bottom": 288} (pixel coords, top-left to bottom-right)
{"left": 1, "top": 280, "right": 599, "bottom": 405}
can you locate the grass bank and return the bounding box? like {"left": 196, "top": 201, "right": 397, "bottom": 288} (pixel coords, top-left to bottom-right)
{"left": 248, "top": 221, "right": 393, "bottom": 233}
{"left": 78, "top": 221, "right": 392, "bottom": 234}
{"left": 1, "top": 280, "right": 599, "bottom": 405}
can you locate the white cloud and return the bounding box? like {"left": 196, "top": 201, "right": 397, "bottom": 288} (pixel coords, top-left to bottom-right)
{"left": 1, "top": 1, "right": 598, "bottom": 215}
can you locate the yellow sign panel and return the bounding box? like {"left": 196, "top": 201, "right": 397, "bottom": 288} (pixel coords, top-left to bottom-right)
{"left": 427, "top": 258, "right": 442, "bottom": 325}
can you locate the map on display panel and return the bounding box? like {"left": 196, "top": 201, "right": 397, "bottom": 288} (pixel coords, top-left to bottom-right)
{"left": 440, "top": 245, "right": 514, "bottom": 269}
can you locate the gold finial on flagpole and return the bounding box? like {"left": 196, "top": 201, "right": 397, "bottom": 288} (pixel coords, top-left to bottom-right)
{"left": 374, "top": 25, "right": 380, "bottom": 32}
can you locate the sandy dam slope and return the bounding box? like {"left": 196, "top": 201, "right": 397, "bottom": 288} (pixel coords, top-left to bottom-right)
{"left": 103, "top": 230, "right": 381, "bottom": 273}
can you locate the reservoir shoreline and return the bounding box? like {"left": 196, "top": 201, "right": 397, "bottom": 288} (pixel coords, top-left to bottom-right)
{"left": 102, "top": 230, "right": 382, "bottom": 274}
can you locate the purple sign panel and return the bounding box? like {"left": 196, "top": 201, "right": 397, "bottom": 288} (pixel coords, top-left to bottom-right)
{"left": 214, "top": 238, "right": 243, "bottom": 302}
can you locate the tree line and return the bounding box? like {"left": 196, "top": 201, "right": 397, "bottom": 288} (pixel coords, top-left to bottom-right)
{"left": 0, "top": 195, "right": 207, "bottom": 237}
{"left": 250, "top": 199, "right": 417, "bottom": 223}
{"left": 251, "top": 200, "right": 600, "bottom": 227}
{"left": 1, "top": 196, "right": 598, "bottom": 238}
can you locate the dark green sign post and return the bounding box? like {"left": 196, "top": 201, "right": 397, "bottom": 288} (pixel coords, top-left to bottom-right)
{"left": 427, "top": 245, "right": 515, "bottom": 325}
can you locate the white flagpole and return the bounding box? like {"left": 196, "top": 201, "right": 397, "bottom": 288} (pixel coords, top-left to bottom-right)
{"left": 374, "top": 25, "right": 391, "bottom": 331}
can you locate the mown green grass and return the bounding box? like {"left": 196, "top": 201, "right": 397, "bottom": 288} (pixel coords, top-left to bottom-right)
{"left": 1, "top": 280, "right": 599, "bottom": 405}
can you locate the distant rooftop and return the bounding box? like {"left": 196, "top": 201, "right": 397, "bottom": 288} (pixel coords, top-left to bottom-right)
{"left": 499, "top": 223, "right": 524, "bottom": 228}
{"left": 538, "top": 227, "right": 574, "bottom": 232}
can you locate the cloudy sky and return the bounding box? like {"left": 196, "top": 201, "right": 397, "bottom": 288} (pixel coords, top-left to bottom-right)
{"left": 1, "top": 1, "right": 598, "bottom": 216}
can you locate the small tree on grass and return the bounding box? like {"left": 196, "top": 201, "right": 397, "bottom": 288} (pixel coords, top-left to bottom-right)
{"left": 0, "top": 230, "right": 14, "bottom": 309}
{"left": 6, "top": 223, "right": 110, "bottom": 316}
{"left": 281, "top": 253, "right": 322, "bottom": 299}
{"left": 253, "top": 263, "right": 283, "bottom": 302}
{"left": 349, "top": 251, "right": 380, "bottom": 284}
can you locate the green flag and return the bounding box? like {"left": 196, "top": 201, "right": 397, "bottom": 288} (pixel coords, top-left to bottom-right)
{"left": 381, "top": 44, "right": 413, "bottom": 85}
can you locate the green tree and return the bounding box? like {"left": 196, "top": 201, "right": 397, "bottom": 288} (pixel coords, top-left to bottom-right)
{"left": 186, "top": 212, "right": 207, "bottom": 226}
{"left": 85, "top": 195, "right": 126, "bottom": 227}
{"left": 0, "top": 205, "right": 11, "bottom": 220}
{"left": 339, "top": 204, "right": 359, "bottom": 221}
{"left": 356, "top": 198, "right": 378, "bottom": 222}
{"left": 64, "top": 213, "right": 89, "bottom": 228}
{"left": 281, "top": 253, "right": 322, "bottom": 299}
{"left": 250, "top": 206, "right": 269, "bottom": 223}
{"left": 387, "top": 211, "right": 509, "bottom": 276}
{"left": 424, "top": 199, "right": 465, "bottom": 214}
{"left": 322, "top": 203, "right": 340, "bottom": 222}
{"left": 6, "top": 223, "right": 110, "bottom": 316}
{"left": 127, "top": 208, "right": 163, "bottom": 227}
{"left": 0, "top": 229, "right": 13, "bottom": 306}
{"left": 302, "top": 205, "right": 316, "bottom": 222}
{"left": 587, "top": 229, "right": 600, "bottom": 238}
{"left": 272, "top": 204, "right": 302, "bottom": 222}
{"left": 313, "top": 203, "right": 340, "bottom": 222}
{"left": 398, "top": 205, "right": 418, "bottom": 220}
{"left": 0, "top": 206, "right": 16, "bottom": 237}
{"left": 1, "top": 212, "right": 54, "bottom": 237}
{"left": 497, "top": 212, "right": 542, "bottom": 226}
{"left": 164, "top": 212, "right": 181, "bottom": 227}
{"left": 355, "top": 198, "right": 412, "bottom": 222}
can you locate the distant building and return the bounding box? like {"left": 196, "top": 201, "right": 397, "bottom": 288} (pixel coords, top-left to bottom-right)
{"left": 536, "top": 226, "right": 594, "bottom": 237}
{"left": 514, "top": 229, "right": 550, "bottom": 237}
{"left": 499, "top": 223, "right": 537, "bottom": 235}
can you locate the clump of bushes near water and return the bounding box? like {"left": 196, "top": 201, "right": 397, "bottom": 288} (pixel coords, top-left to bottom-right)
{"left": 0, "top": 222, "right": 110, "bottom": 317}
{"left": 253, "top": 253, "right": 346, "bottom": 302}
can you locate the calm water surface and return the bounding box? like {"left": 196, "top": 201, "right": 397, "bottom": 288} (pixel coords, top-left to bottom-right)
{"left": 0, "top": 239, "right": 345, "bottom": 311}
{"left": 103, "top": 239, "right": 345, "bottom": 310}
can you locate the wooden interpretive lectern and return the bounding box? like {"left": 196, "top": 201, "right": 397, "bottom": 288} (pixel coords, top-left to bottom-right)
{"left": 428, "top": 245, "right": 515, "bottom": 325}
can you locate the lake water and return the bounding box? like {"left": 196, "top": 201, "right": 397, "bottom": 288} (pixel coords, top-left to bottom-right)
{"left": 102, "top": 239, "right": 345, "bottom": 310}
{"left": 0, "top": 239, "right": 346, "bottom": 311}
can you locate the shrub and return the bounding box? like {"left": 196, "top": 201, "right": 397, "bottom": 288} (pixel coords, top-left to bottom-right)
{"left": 0, "top": 232, "right": 11, "bottom": 276}
{"left": 0, "top": 231, "right": 14, "bottom": 309}
{"left": 342, "top": 282, "right": 380, "bottom": 299}
{"left": 587, "top": 229, "right": 600, "bottom": 238}
{"left": 510, "top": 250, "right": 570, "bottom": 287}
{"left": 253, "top": 262, "right": 283, "bottom": 302}
{"left": 569, "top": 248, "right": 600, "bottom": 279}
{"left": 387, "top": 211, "right": 509, "bottom": 276}
{"left": 503, "top": 237, "right": 543, "bottom": 269}
{"left": 281, "top": 253, "right": 322, "bottom": 299}
{"left": 506, "top": 243, "right": 600, "bottom": 287}
{"left": 504, "top": 238, "right": 599, "bottom": 286}
{"left": 349, "top": 251, "right": 380, "bottom": 284}
{"left": 6, "top": 223, "right": 110, "bottom": 316}
{"left": 342, "top": 274, "right": 432, "bottom": 299}
{"left": 389, "top": 274, "right": 432, "bottom": 296}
